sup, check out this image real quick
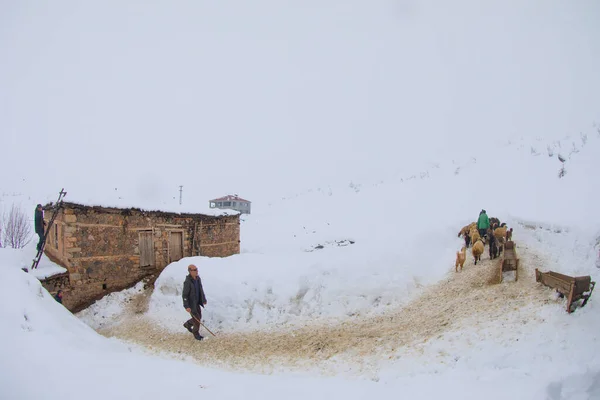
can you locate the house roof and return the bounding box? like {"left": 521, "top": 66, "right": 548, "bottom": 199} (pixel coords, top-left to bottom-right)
{"left": 210, "top": 195, "right": 251, "bottom": 203}
{"left": 48, "top": 201, "right": 240, "bottom": 218}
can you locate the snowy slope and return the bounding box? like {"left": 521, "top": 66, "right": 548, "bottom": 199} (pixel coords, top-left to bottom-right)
{"left": 2, "top": 131, "right": 599, "bottom": 399}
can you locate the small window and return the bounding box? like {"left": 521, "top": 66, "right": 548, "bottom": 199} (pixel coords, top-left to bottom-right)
{"left": 232, "top": 202, "right": 237, "bottom": 207}
{"left": 223, "top": 201, "right": 231, "bottom": 206}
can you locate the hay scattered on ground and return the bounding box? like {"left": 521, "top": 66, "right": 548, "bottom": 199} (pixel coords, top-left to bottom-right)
{"left": 99, "top": 243, "right": 552, "bottom": 375}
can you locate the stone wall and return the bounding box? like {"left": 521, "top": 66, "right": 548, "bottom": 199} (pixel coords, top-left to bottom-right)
{"left": 43, "top": 203, "right": 240, "bottom": 312}
{"left": 39, "top": 272, "right": 70, "bottom": 306}
{"left": 198, "top": 217, "right": 241, "bottom": 257}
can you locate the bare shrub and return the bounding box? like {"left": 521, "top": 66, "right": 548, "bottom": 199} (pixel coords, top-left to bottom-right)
{"left": 2, "top": 204, "right": 32, "bottom": 249}
{"left": 558, "top": 165, "right": 567, "bottom": 179}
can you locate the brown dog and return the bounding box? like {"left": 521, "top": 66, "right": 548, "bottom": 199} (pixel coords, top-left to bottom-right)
{"left": 455, "top": 246, "right": 467, "bottom": 272}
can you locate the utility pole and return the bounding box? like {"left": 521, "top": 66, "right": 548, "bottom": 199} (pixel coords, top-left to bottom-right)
{"left": 179, "top": 185, "right": 183, "bottom": 205}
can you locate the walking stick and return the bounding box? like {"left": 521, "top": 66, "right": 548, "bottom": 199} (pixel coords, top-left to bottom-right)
{"left": 191, "top": 313, "right": 216, "bottom": 337}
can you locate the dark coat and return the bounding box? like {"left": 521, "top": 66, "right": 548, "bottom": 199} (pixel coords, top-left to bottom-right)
{"left": 182, "top": 274, "right": 206, "bottom": 315}
{"left": 34, "top": 209, "right": 45, "bottom": 235}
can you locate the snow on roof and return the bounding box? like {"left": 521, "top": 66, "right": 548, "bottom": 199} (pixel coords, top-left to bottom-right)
{"left": 28, "top": 263, "right": 68, "bottom": 280}
{"left": 53, "top": 195, "right": 240, "bottom": 217}
{"left": 209, "top": 194, "right": 251, "bottom": 203}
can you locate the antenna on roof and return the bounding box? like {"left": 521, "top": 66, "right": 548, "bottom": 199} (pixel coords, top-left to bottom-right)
{"left": 179, "top": 185, "right": 183, "bottom": 205}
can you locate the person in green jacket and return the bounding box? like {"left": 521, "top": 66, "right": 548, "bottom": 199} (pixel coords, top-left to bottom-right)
{"left": 477, "top": 209, "right": 490, "bottom": 238}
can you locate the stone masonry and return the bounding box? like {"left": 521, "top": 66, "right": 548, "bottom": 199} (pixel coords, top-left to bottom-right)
{"left": 42, "top": 202, "right": 240, "bottom": 312}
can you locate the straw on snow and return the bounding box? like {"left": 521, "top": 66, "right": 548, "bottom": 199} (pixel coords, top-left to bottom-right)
{"left": 97, "top": 243, "right": 554, "bottom": 376}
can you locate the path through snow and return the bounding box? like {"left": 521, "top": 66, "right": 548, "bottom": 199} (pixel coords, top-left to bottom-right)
{"left": 98, "top": 242, "right": 555, "bottom": 376}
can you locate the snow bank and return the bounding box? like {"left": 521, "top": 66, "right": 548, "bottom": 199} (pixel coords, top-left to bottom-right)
{"left": 148, "top": 229, "right": 460, "bottom": 333}
{"left": 76, "top": 281, "right": 145, "bottom": 330}
{"left": 1, "top": 242, "right": 67, "bottom": 279}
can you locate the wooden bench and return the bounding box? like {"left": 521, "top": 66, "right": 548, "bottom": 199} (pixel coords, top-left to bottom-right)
{"left": 499, "top": 240, "right": 519, "bottom": 283}
{"left": 535, "top": 268, "right": 596, "bottom": 313}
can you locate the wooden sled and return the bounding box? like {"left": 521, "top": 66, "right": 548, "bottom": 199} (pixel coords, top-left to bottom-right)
{"left": 535, "top": 268, "right": 596, "bottom": 313}
{"left": 499, "top": 240, "right": 519, "bottom": 283}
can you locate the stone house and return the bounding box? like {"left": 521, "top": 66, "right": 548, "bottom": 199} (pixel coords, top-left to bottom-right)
{"left": 41, "top": 201, "right": 240, "bottom": 312}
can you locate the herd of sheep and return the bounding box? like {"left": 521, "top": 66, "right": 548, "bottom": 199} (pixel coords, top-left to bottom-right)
{"left": 455, "top": 218, "right": 513, "bottom": 272}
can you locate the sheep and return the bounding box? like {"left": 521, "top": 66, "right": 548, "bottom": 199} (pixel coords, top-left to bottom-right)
{"left": 494, "top": 226, "right": 507, "bottom": 242}
{"left": 489, "top": 217, "right": 500, "bottom": 230}
{"left": 458, "top": 222, "right": 477, "bottom": 238}
{"left": 487, "top": 228, "right": 499, "bottom": 259}
{"left": 472, "top": 238, "right": 484, "bottom": 265}
{"left": 455, "top": 246, "right": 467, "bottom": 272}
{"left": 494, "top": 226, "right": 507, "bottom": 255}
{"left": 463, "top": 230, "right": 471, "bottom": 248}
{"left": 470, "top": 227, "right": 481, "bottom": 245}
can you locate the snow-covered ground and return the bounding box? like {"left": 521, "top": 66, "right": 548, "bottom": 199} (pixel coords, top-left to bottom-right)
{"left": 3, "top": 207, "right": 600, "bottom": 399}
{"left": 1, "top": 129, "right": 599, "bottom": 399}
{"left": 2, "top": 0, "right": 600, "bottom": 399}
{"left": 77, "top": 281, "right": 146, "bottom": 331}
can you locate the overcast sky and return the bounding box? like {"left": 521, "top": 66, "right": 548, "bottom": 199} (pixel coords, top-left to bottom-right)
{"left": 1, "top": 0, "right": 599, "bottom": 208}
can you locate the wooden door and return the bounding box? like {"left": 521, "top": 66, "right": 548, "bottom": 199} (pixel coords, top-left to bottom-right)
{"left": 139, "top": 231, "right": 154, "bottom": 267}
{"left": 169, "top": 231, "right": 183, "bottom": 262}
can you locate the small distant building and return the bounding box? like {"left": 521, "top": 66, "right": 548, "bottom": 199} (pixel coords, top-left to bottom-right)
{"left": 209, "top": 194, "right": 251, "bottom": 214}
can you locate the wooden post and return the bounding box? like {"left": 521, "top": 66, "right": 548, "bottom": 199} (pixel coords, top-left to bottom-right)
{"left": 567, "top": 282, "right": 575, "bottom": 313}
{"left": 198, "top": 221, "right": 202, "bottom": 256}
{"left": 191, "top": 223, "right": 197, "bottom": 257}
{"left": 166, "top": 231, "right": 171, "bottom": 264}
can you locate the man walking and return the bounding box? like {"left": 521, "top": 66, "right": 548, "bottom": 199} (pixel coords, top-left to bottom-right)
{"left": 182, "top": 264, "right": 207, "bottom": 340}
{"left": 34, "top": 204, "right": 46, "bottom": 252}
